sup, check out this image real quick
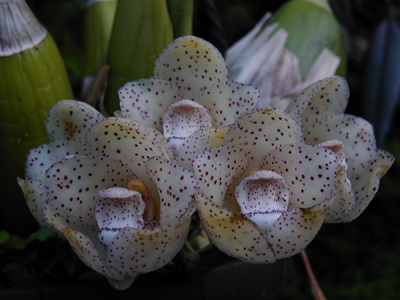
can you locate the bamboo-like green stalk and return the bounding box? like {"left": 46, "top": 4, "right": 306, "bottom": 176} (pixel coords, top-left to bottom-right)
{"left": 266, "top": 0, "right": 347, "bottom": 78}
{"left": 82, "top": 0, "right": 117, "bottom": 100}
{"left": 104, "top": 0, "right": 174, "bottom": 113}
{"left": 167, "top": 0, "right": 193, "bottom": 38}
{"left": 84, "top": 0, "right": 117, "bottom": 76}
{"left": 0, "top": 0, "right": 73, "bottom": 235}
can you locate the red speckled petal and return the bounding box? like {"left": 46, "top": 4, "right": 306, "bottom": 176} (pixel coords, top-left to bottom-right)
{"left": 235, "top": 170, "right": 289, "bottom": 233}
{"left": 45, "top": 155, "right": 136, "bottom": 230}
{"left": 119, "top": 78, "right": 181, "bottom": 131}
{"left": 162, "top": 99, "right": 212, "bottom": 139}
{"left": 205, "top": 81, "right": 260, "bottom": 127}
{"left": 46, "top": 100, "right": 104, "bottom": 143}
{"left": 25, "top": 139, "right": 82, "bottom": 181}
{"left": 344, "top": 149, "right": 394, "bottom": 222}
{"left": 95, "top": 188, "right": 146, "bottom": 246}
{"left": 303, "top": 115, "right": 377, "bottom": 179}
{"left": 267, "top": 206, "right": 326, "bottom": 259}
{"left": 86, "top": 118, "right": 167, "bottom": 195}
{"left": 154, "top": 36, "right": 228, "bottom": 96}
{"left": 43, "top": 205, "right": 122, "bottom": 281}
{"left": 154, "top": 36, "right": 258, "bottom": 126}
{"left": 17, "top": 178, "right": 49, "bottom": 229}
{"left": 195, "top": 191, "right": 276, "bottom": 264}
{"left": 285, "top": 76, "right": 347, "bottom": 122}
{"left": 146, "top": 156, "right": 197, "bottom": 226}
{"left": 106, "top": 214, "right": 192, "bottom": 278}
{"left": 316, "top": 140, "right": 356, "bottom": 223}
{"left": 224, "top": 108, "right": 303, "bottom": 169}
{"left": 172, "top": 126, "right": 228, "bottom": 170}
{"left": 324, "top": 165, "right": 355, "bottom": 223}
{"left": 260, "top": 144, "right": 338, "bottom": 209}
{"left": 193, "top": 146, "right": 249, "bottom": 207}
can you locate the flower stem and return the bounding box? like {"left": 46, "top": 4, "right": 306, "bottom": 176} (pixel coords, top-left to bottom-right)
{"left": 301, "top": 250, "right": 327, "bottom": 300}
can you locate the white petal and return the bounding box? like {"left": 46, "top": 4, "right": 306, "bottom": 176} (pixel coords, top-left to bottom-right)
{"left": 344, "top": 150, "right": 394, "bottom": 222}
{"left": 145, "top": 156, "right": 197, "bottom": 226}
{"left": 267, "top": 206, "right": 326, "bottom": 259}
{"left": 303, "top": 115, "right": 377, "bottom": 178}
{"left": 45, "top": 155, "right": 136, "bottom": 230}
{"left": 285, "top": 76, "right": 348, "bottom": 123}
{"left": 235, "top": 171, "right": 289, "bottom": 233}
{"left": 260, "top": 144, "right": 338, "bottom": 209}
{"left": 224, "top": 108, "right": 303, "bottom": 169}
{"left": 25, "top": 139, "right": 82, "bottom": 181}
{"left": 162, "top": 99, "right": 212, "bottom": 139}
{"left": 17, "top": 178, "right": 48, "bottom": 229}
{"left": 118, "top": 78, "right": 181, "bottom": 131}
{"left": 154, "top": 36, "right": 258, "bottom": 126}
{"left": 195, "top": 192, "right": 276, "bottom": 264}
{"left": 172, "top": 125, "right": 228, "bottom": 170}
{"left": 46, "top": 100, "right": 104, "bottom": 143}
{"left": 106, "top": 214, "right": 192, "bottom": 277}
{"left": 193, "top": 146, "right": 249, "bottom": 208}
{"left": 86, "top": 118, "right": 168, "bottom": 196}
{"left": 154, "top": 36, "right": 228, "bottom": 98}
{"left": 43, "top": 205, "right": 122, "bottom": 281}
{"left": 95, "top": 187, "right": 146, "bottom": 246}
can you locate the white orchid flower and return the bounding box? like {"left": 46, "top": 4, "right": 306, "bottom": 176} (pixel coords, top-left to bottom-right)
{"left": 285, "top": 76, "right": 394, "bottom": 222}
{"left": 193, "top": 108, "right": 340, "bottom": 263}
{"left": 117, "top": 35, "right": 260, "bottom": 169}
{"left": 18, "top": 100, "right": 197, "bottom": 290}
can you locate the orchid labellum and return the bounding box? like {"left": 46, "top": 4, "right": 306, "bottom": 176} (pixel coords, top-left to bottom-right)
{"left": 18, "top": 100, "right": 197, "bottom": 290}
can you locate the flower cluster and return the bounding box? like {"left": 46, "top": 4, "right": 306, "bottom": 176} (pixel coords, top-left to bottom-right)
{"left": 18, "top": 36, "right": 393, "bottom": 289}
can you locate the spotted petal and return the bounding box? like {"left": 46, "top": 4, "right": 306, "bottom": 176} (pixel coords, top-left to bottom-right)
{"left": 43, "top": 205, "right": 121, "bottom": 281}
{"left": 17, "top": 178, "right": 48, "bottom": 228}
{"left": 267, "top": 206, "right": 326, "bottom": 259}
{"left": 285, "top": 76, "right": 348, "bottom": 123}
{"left": 145, "top": 156, "right": 197, "bottom": 226}
{"left": 25, "top": 139, "right": 82, "bottom": 181}
{"left": 195, "top": 191, "right": 276, "bottom": 264}
{"left": 106, "top": 208, "right": 193, "bottom": 278}
{"left": 344, "top": 149, "right": 394, "bottom": 222}
{"left": 86, "top": 118, "right": 168, "bottom": 195}
{"left": 154, "top": 36, "right": 228, "bottom": 97}
{"left": 95, "top": 188, "right": 146, "bottom": 246}
{"left": 119, "top": 78, "right": 181, "bottom": 131}
{"left": 173, "top": 125, "right": 228, "bottom": 170}
{"left": 46, "top": 100, "right": 104, "bottom": 143}
{"left": 303, "top": 115, "right": 376, "bottom": 179}
{"left": 224, "top": 108, "right": 303, "bottom": 169}
{"left": 193, "top": 146, "right": 250, "bottom": 208}
{"left": 45, "top": 155, "right": 136, "bottom": 230}
{"left": 316, "top": 140, "right": 356, "bottom": 223}
{"left": 154, "top": 36, "right": 259, "bottom": 126}
{"left": 235, "top": 170, "right": 289, "bottom": 233}
{"left": 260, "top": 144, "right": 338, "bottom": 209}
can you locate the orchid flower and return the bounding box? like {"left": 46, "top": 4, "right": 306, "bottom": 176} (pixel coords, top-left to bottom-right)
{"left": 285, "top": 76, "right": 394, "bottom": 222}
{"left": 193, "top": 108, "right": 340, "bottom": 263}
{"left": 18, "top": 100, "right": 197, "bottom": 290}
{"left": 116, "top": 35, "right": 260, "bottom": 169}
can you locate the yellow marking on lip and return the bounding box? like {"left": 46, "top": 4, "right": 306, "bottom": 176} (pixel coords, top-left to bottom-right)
{"left": 127, "top": 179, "right": 160, "bottom": 222}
